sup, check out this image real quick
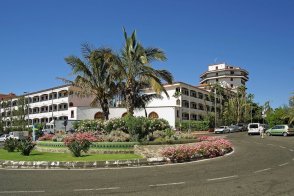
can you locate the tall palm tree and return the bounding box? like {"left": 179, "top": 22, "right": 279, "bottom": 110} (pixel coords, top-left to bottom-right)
{"left": 118, "top": 29, "right": 173, "bottom": 115}
{"left": 64, "top": 44, "right": 119, "bottom": 120}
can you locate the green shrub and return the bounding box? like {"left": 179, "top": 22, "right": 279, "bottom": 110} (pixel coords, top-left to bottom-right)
{"left": 77, "top": 120, "right": 104, "bottom": 132}
{"left": 4, "top": 138, "right": 19, "bottom": 152}
{"left": 105, "top": 130, "right": 131, "bottom": 142}
{"left": 17, "top": 138, "right": 36, "bottom": 156}
{"left": 175, "top": 120, "right": 209, "bottom": 131}
{"left": 75, "top": 117, "right": 171, "bottom": 142}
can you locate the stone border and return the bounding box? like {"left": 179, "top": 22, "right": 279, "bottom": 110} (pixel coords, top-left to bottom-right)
{"left": 0, "top": 149, "right": 233, "bottom": 169}
{"left": 35, "top": 146, "right": 134, "bottom": 154}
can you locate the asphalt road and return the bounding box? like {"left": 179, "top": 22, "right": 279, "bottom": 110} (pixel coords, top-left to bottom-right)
{"left": 0, "top": 132, "right": 294, "bottom": 196}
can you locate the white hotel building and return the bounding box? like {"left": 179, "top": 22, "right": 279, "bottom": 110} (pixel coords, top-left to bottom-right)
{"left": 0, "top": 63, "right": 248, "bottom": 128}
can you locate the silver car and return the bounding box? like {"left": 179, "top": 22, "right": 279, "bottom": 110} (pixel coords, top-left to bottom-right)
{"left": 0, "top": 134, "right": 10, "bottom": 142}
{"left": 229, "top": 125, "right": 239, "bottom": 133}
{"left": 214, "top": 126, "right": 230, "bottom": 134}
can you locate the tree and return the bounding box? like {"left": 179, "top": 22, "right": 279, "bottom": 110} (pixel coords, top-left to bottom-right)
{"left": 64, "top": 45, "right": 119, "bottom": 120}
{"left": 118, "top": 29, "right": 173, "bottom": 115}
{"left": 132, "top": 81, "right": 163, "bottom": 117}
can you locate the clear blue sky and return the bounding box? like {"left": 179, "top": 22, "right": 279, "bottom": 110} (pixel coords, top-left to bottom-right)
{"left": 0, "top": 0, "right": 293, "bottom": 108}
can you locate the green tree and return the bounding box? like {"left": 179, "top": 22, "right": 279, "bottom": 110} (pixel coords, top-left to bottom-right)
{"left": 118, "top": 29, "right": 173, "bottom": 115}
{"left": 266, "top": 107, "right": 288, "bottom": 127}
{"left": 64, "top": 45, "right": 119, "bottom": 120}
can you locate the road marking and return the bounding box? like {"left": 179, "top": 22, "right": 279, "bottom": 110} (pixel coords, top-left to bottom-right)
{"left": 207, "top": 175, "right": 238, "bottom": 181}
{"left": 278, "top": 162, "right": 289, "bottom": 167}
{"left": 254, "top": 168, "right": 271, "bottom": 173}
{"left": 267, "top": 144, "right": 275, "bottom": 146}
{"left": 149, "top": 182, "right": 185, "bottom": 187}
{"left": 0, "top": 190, "right": 45, "bottom": 194}
{"left": 279, "top": 146, "right": 286, "bottom": 149}
{"left": 74, "top": 187, "right": 120, "bottom": 192}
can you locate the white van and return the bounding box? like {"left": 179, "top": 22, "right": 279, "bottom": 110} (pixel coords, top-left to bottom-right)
{"left": 248, "top": 123, "right": 267, "bottom": 135}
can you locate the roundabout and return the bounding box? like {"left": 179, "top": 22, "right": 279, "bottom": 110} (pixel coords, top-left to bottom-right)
{"left": 0, "top": 132, "right": 294, "bottom": 196}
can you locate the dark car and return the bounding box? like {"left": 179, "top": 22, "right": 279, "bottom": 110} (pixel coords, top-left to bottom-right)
{"left": 236, "top": 123, "right": 248, "bottom": 132}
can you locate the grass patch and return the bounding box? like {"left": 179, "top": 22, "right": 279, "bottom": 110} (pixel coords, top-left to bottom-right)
{"left": 0, "top": 149, "right": 142, "bottom": 162}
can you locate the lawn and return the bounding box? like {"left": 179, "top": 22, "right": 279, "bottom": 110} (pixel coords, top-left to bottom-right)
{"left": 0, "top": 149, "right": 142, "bottom": 162}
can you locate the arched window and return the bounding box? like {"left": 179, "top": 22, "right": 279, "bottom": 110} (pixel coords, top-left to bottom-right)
{"left": 69, "top": 102, "right": 74, "bottom": 107}
{"left": 94, "top": 112, "right": 104, "bottom": 120}
{"left": 121, "top": 112, "right": 128, "bottom": 117}
{"left": 148, "top": 112, "right": 159, "bottom": 119}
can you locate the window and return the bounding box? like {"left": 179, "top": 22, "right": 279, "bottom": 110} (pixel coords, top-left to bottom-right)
{"left": 181, "top": 88, "right": 189, "bottom": 96}
{"left": 216, "top": 66, "right": 218, "bottom": 70}
{"left": 231, "top": 71, "right": 234, "bottom": 74}
{"left": 191, "top": 114, "right": 197, "bottom": 120}
{"left": 182, "top": 113, "right": 189, "bottom": 120}
{"left": 216, "top": 73, "right": 218, "bottom": 76}
{"left": 190, "top": 102, "right": 197, "bottom": 109}
{"left": 190, "top": 90, "right": 197, "bottom": 98}
{"left": 198, "top": 92, "right": 203, "bottom": 99}
{"left": 216, "top": 79, "right": 218, "bottom": 82}
{"left": 182, "top": 100, "right": 189, "bottom": 108}
{"left": 230, "top": 78, "right": 233, "bottom": 81}
{"left": 94, "top": 112, "right": 104, "bottom": 120}
{"left": 177, "top": 110, "right": 179, "bottom": 118}
{"left": 69, "top": 102, "right": 74, "bottom": 107}
{"left": 231, "top": 84, "right": 234, "bottom": 88}
{"left": 71, "top": 110, "right": 74, "bottom": 118}
{"left": 148, "top": 112, "right": 159, "bottom": 119}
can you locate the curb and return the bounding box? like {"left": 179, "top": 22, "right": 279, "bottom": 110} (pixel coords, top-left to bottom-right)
{"left": 0, "top": 158, "right": 166, "bottom": 169}
{"left": 0, "top": 149, "right": 233, "bottom": 169}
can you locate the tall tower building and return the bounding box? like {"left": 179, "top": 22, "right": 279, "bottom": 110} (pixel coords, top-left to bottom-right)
{"left": 199, "top": 63, "right": 249, "bottom": 92}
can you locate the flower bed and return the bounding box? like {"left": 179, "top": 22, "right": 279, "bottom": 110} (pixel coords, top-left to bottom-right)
{"left": 161, "top": 137, "right": 232, "bottom": 162}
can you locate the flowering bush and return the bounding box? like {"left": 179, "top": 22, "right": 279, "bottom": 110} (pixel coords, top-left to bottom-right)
{"left": 104, "top": 130, "right": 131, "bottom": 142}
{"left": 64, "top": 132, "right": 98, "bottom": 157}
{"left": 4, "top": 138, "right": 19, "bottom": 152}
{"left": 74, "top": 117, "right": 171, "bottom": 141}
{"left": 38, "top": 134, "right": 54, "bottom": 141}
{"left": 197, "top": 136, "right": 219, "bottom": 142}
{"left": 161, "top": 138, "right": 232, "bottom": 162}
{"left": 17, "top": 138, "right": 36, "bottom": 156}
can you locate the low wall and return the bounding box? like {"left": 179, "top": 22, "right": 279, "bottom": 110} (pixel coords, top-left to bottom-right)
{"left": 35, "top": 146, "right": 134, "bottom": 154}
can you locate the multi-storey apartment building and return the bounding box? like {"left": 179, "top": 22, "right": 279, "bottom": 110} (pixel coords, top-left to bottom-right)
{"left": 200, "top": 63, "right": 249, "bottom": 92}
{"left": 0, "top": 85, "right": 93, "bottom": 127}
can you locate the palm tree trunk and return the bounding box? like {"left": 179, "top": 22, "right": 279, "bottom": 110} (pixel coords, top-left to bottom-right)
{"left": 101, "top": 99, "right": 110, "bottom": 120}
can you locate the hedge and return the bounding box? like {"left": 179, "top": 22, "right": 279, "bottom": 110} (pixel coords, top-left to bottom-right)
{"left": 175, "top": 120, "right": 210, "bottom": 131}
{"left": 37, "top": 141, "right": 139, "bottom": 149}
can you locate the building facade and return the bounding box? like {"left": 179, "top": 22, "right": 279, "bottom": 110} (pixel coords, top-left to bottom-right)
{"left": 200, "top": 63, "right": 249, "bottom": 92}
{"left": 0, "top": 63, "right": 248, "bottom": 129}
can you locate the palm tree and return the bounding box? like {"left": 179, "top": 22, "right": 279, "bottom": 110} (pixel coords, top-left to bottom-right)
{"left": 118, "top": 29, "right": 173, "bottom": 115}
{"left": 64, "top": 44, "right": 119, "bottom": 120}
{"left": 132, "top": 81, "right": 163, "bottom": 117}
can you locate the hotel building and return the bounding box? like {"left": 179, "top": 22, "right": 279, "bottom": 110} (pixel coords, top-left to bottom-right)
{"left": 0, "top": 63, "right": 248, "bottom": 128}
{"left": 200, "top": 63, "right": 249, "bottom": 92}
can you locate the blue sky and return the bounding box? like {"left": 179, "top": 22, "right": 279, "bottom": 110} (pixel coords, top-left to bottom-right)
{"left": 0, "top": 0, "right": 293, "bottom": 108}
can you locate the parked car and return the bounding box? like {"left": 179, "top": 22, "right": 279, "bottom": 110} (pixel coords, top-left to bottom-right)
{"left": 236, "top": 123, "right": 248, "bottom": 132}
{"left": 248, "top": 123, "right": 268, "bottom": 135}
{"left": 214, "top": 126, "right": 230, "bottom": 134}
{"left": 0, "top": 134, "right": 10, "bottom": 142}
{"left": 265, "top": 125, "right": 294, "bottom": 136}
{"left": 228, "top": 125, "right": 239, "bottom": 133}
